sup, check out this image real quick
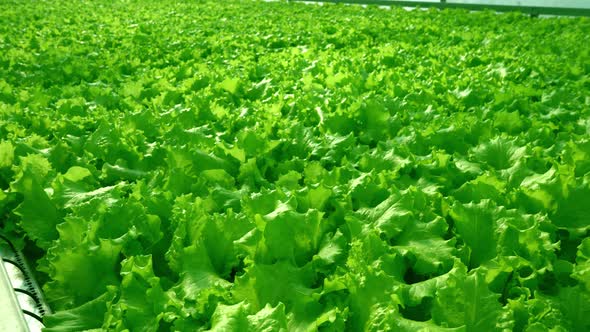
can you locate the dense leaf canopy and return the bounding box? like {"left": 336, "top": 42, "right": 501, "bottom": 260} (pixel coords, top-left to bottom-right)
{"left": 0, "top": 0, "right": 589, "bottom": 331}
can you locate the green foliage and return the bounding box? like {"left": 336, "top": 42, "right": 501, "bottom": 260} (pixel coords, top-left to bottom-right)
{"left": 0, "top": 0, "right": 588, "bottom": 331}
